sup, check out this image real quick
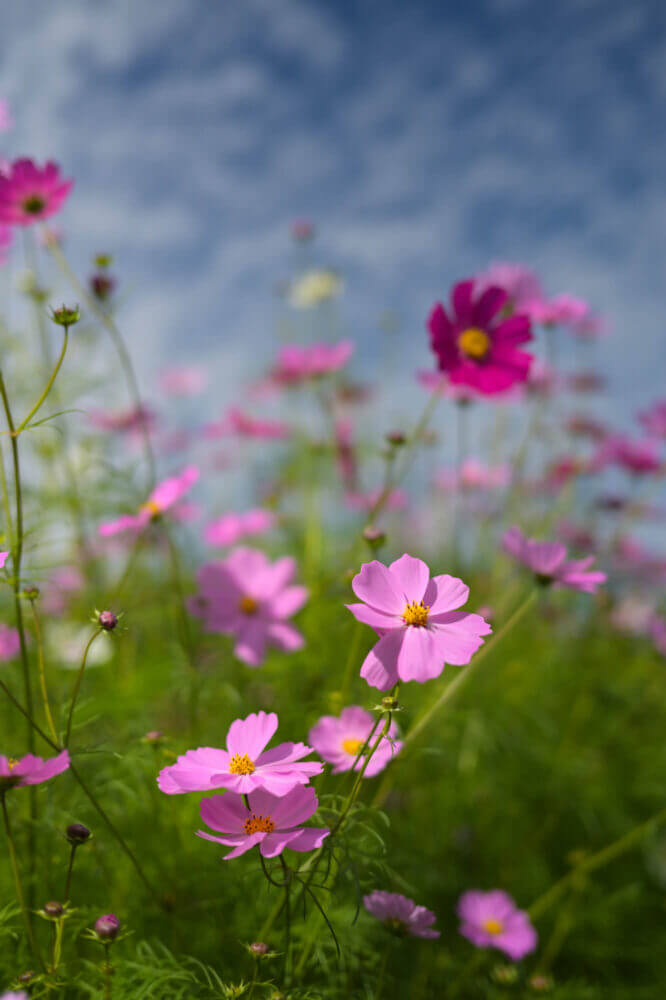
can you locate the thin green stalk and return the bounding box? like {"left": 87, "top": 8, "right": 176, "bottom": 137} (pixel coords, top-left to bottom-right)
{"left": 30, "top": 601, "right": 58, "bottom": 746}
{"left": 15, "top": 329, "right": 69, "bottom": 433}
{"left": 375, "top": 940, "right": 391, "bottom": 999}
{"left": 163, "top": 525, "right": 199, "bottom": 737}
{"left": 64, "top": 843, "right": 77, "bottom": 902}
{"left": 64, "top": 629, "right": 101, "bottom": 747}
{"left": 1, "top": 792, "right": 44, "bottom": 969}
{"left": 103, "top": 942, "right": 112, "bottom": 999}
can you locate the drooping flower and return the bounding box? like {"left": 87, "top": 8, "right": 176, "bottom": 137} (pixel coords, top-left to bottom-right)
{"left": 0, "top": 159, "right": 73, "bottom": 226}
{"left": 363, "top": 891, "right": 440, "bottom": 939}
{"left": 638, "top": 400, "right": 666, "bottom": 439}
{"left": 0, "top": 625, "right": 20, "bottom": 661}
{"left": 0, "top": 750, "right": 70, "bottom": 790}
{"left": 158, "top": 710, "right": 321, "bottom": 796}
{"left": 188, "top": 547, "right": 307, "bottom": 666}
{"left": 346, "top": 554, "right": 491, "bottom": 691}
{"left": 308, "top": 706, "right": 402, "bottom": 776}
{"left": 159, "top": 366, "right": 207, "bottom": 397}
{"left": 288, "top": 269, "right": 342, "bottom": 308}
{"left": 197, "top": 785, "right": 329, "bottom": 859}
{"left": 457, "top": 890, "right": 537, "bottom": 960}
{"left": 99, "top": 465, "right": 199, "bottom": 537}
{"left": 502, "top": 526, "right": 606, "bottom": 593}
{"left": 269, "top": 340, "right": 353, "bottom": 386}
{"left": 204, "top": 509, "right": 276, "bottom": 547}
{"left": 595, "top": 435, "right": 662, "bottom": 476}
{"left": 428, "top": 280, "right": 533, "bottom": 394}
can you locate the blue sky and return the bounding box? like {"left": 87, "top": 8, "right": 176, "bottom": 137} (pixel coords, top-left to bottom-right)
{"left": 3, "top": 0, "right": 665, "bottom": 432}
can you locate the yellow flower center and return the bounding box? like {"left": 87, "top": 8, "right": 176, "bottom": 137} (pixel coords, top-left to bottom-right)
{"left": 239, "top": 595, "right": 259, "bottom": 615}
{"left": 402, "top": 601, "right": 430, "bottom": 627}
{"left": 140, "top": 499, "right": 162, "bottom": 518}
{"left": 342, "top": 738, "right": 364, "bottom": 756}
{"left": 458, "top": 327, "right": 490, "bottom": 360}
{"left": 228, "top": 753, "right": 255, "bottom": 775}
{"left": 243, "top": 813, "right": 275, "bottom": 835}
{"left": 7, "top": 757, "right": 18, "bottom": 771}
{"left": 483, "top": 918, "right": 503, "bottom": 936}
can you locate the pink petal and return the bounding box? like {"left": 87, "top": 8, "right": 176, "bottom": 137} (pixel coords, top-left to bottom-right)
{"left": 352, "top": 561, "right": 405, "bottom": 614}
{"left": 388, "top": 554, "right": 430, "bottom": 602}
{"left": 226, "top": 711, "right": 278, "bottom": 759}
{"left": 360, "top": 629, "right": 403, "bottom": 690}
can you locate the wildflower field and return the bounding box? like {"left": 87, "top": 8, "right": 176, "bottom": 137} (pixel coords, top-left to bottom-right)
{"left": 1, "top": 122, "right": 666, "bottom": 1000}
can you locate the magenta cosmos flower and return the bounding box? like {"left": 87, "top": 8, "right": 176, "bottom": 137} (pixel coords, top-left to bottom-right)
{"left": 347, "top": 554, "right": 491, "bottom": 691}
{"left": 99, "top": 465, "right": 199, "bottom": 537}
{"left": 363, "top": 891, "right": 440, "bottom": 939}
{"left": 428, "top": 280, "right": 533, "bottom": 394}
{"left": 189, "top": 547, "right": 307, "bottom": 666}
{"left": 458, "top": 890, "right": 537, "bottom": 960}
{"left": 308, "top": 706, "right": 402, "bottom": 777}
{"left": 0, "top": 159, "right": 73, "bottom": 225}
{"left": 158, "top": 710, "right": 321, "bottom": 796}
{"left": 204, "top": 508, "right": 276, "bottom": 547}
{"left": 270, "top": 340, "right": 353, "bottom": 386}
{"left": 197, "top": 785, "right": 329, "bottom": 860}
{"left": 0, "top": 750, "right": 70, "bottom": 791}
{"left": 638, "top": 399, "right": 666, "bottom": 439}
{"left": 503, "top": 526, "right": 606, "bottom": 593}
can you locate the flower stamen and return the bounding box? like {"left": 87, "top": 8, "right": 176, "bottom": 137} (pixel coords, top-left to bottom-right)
{"left": 239, "top": 595, "right": 259, "bottom": 615}
{"left": 243, "top": 813, "right": 275, "bottom": 835}
{"left": 483, "top": 918, "right": 504, "bottom": 935}
{"left": 458, "top": 327, "right": 490, "bottom": 360}
{"left": 229, "top": 753, "right": 255, "bottom": 775}
{"left": 402, "top": 601, "right": 430, "bottom": 627}
{"left": 342, "top": 738, "right": 364, "bottom": 756}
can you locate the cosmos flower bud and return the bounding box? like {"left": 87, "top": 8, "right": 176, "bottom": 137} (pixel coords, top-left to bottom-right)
{"left": 43, "top": 901, "right": 64, "bottom": 918}
{"left": 143, "top": 730, "right": 164, "bottom": 745}
{"left": 385, "top": 430, "right": 406, "bottom": 447}
{"left": 528, "top": 974, "right": 554, "bottom": 993}
{"left": 66, "top": 822, "right": 91, "bottom": 845}
{"left": 491, "top": 964, "right": 519, "bottom": 985}
{"left": 94, "top": 914, "right": 120, "bottom": 940}
{"left": 381, "top": 695, "right": 399, "bottom": 712}
{"left": 94, "top": 254, "right": 113, "bottom": 269}
{"left": 362, "top": 526, "right": 386, "bottom": 549}
{"left": 50, "top": 304, "right": 80, "bottom": 327}
{"left": 22, "top": 584, "right": 40, "bottom": 601}
{"left": 98, "top": 610, "right": 118, "bottom": 631}
{"left": 90, "top": 272, "right": 115, "bottom": 301}
{"left": 18, "top": 970, "right": 35, "bottom": 983}
{"left": 249, "top": 941, "right": 269, "bottom": 956}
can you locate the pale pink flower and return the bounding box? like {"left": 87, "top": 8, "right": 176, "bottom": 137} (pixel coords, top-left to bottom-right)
{"left": 308, "top": 706, "right": 402, "bottom": 777}
{"left": 0, "top": 159, "right": 73, "bottom": 225}
{"left": 502, "top": 526, "right": 606, "bottom": 593}
{"left": 159, "top": 366, "right": 207, "bottom": 397}
{"left": 204, "top": 408, "right": 291, "bottom": 440}
{"left": 43, "top": 565, "right": 84, "bottom": 615}
{"left": 458, "top": 890, "right": 537, "bottom": 960}
{"left": 157, "top": 710, "right": 322, "bottom": 796}
{"left": 347, "top": 554, "right": 491, "bottom": 691}
{"left": 0, "top": 750, "right": 70, "bottom": 790}
{"left": 363, "top": 891, "right": 440, "bottom": 939}
{"left": 0, "top": 625, "right": 20, "bottom": 661}
{"left": 197, "top": 785, "right": 329, "bottom": 859}
{"left": 0, "top": 552, "right": 8, "bottom": 569}
{"left": 189, "top": 547, "right": 307, "bottom": 666}
{"left": 435, "top": 460, "right": 510, "bottom": 492}
{"left": 99, "top": 465, "right": 199, "bottom": 537}
{"left": 345, "top": 489, "right": 408, "bottom": 513}
{"left": 205, "top": 509, "right": 276, "bottom": 547}
{"left": 595, "top": 435, "right": 662, "bottom": 476}
{"left": 269, "top": 340, "right": 353, "bottom": 387}
{"left": 474, "top": 262, "right": 543, "bottom": 311}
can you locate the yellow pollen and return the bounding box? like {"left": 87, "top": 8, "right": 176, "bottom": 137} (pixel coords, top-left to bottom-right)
{"left": 342, "top": 738, "right": 364, "bottom": 756}
{"left": 228, "top": 753, "right": 255, "bottom": 775}
{"left": 7, "top": 757, "right": 18, "bottom": 771}
{"left": 141, "top": 499, "right": 162, "bottom": 518}
{"left": 402, "top": 601, "right": 430, "bottom": 627}
{"left": 239, "top": 595, "right": 259, "bottom": 615}
{"left": 483, "top": 918, "right": 503, "bottom": 936}
{"left": 458, "top": 326, "right": 491, "bottom": 360}
{"left": 243, "top": 813, "right": 275, "bottom": 835}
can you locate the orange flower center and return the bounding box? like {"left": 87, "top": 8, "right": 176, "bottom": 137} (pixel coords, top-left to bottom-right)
{"left": 483, "top": 918, "right": 503, "bottom": 935}
{"left": 458, "top": 327, "right": 490, "bottom": 360}
{"left": 7, "top": 757, "right": 18, "bottom": 771}
{"left": 342, "top": 738, "right": 364, "bottom": 756}
{"left": 229, "top": 753, "right": 255, "bottom": 775}
{"left": 243, "top": 813, "right": 275, "bottom": 835}
{"left": 402, "top": 601, "right": 429, "bottom": 627}
{"left": 140, "top": 499, "right": 162, "bottom": 518}
{"left": 239, "top": 595, "right": 259, "bottom": 615}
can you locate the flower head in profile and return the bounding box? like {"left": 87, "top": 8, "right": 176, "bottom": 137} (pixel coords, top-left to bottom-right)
{"left": 308, "top": 706, "right": 402, "bottom": 777}
{"left": 99, "top": 465, "right": 199, "bottom": 537}
{"left": 204, "top": 408, "right": 291, "bottom": 441}
{"left": 0, "top": 750, "right": 70, "bottom": 791}
{"left": 204, "top": 509, "right": 276, "bottom": 547}
{"left": 158, "top": 710, "right": 322, "bottom": 796}
{"left": 0, "top": 159, "right": 73, "bottom": 225}
{"left": 363, "top": 891, "right": 440, "bottom": 939}
{"left": 0, "top": 625, "right": 20, "bottom": 661}
{"left": 197, "top": 785, "right": 329, "bottom": 859}
{"left": 345, "top": 488, "right": 408, "bottom": 513}
{"left": 428, "top": 280, "right": 533, "bottom": 394}
{"left": 457, "top": 890, "right": 537, "bottom": 960}
{"left": 347, "top": 554, "right": 491, "bottom": 691}
{"left": 288, "top": 269, "right": 342, "bottom": 308}
{"left": 189, "top": 547, "right": 308, "bottom": 666}
{"left": 502, "top": 526, "right": 606, "bottom": 593}
{"left": 638, "top": 400, "right": 666, "bottom": 439}
{"left": 269, "top": 340, "right": 353, "bottom": 387}
{"left": 435, "top": 460, "right": 510, "bottom": 492}
{"left": 595, "top": 435, "right": 662, "bottom": 476}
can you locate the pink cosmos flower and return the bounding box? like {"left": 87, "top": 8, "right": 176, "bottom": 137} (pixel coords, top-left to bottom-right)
{"left": 502, "top": 526, "right": 606, "bottom": 593}
{"left": 363, "top": 891, "right": 440, "bottom": 939}
{"left": 269, "top": 340, "right": 354, "bottom": 386}
{"left": 1, "top": 993, "right": 28, "bottom": 1000}
{"left": 638, "top": 400, "right": 666, "bottom": 438}
{"left": 474, "top": 262, "right": 543, "bottom": 311}
{"left": 345, "top": 489, "right": 408, "bottom": 513}
{"left": 197, "top": 785, "right": 329, "bottom": 859}
{"left": 346, "top": 554, "right": 491, "bottom": 691}
{"left": 204, "top": 509, "right": 276, "bottom": 547}
{"left": 435, "top": 460, "right": 510, "bottom": 492}
{"left": 0, "top": 625, "right": 20, "bottom": 661}
{"left": 308, "top": 706, "right": 402, "bottom": 777}
{"left": 0, "top": 551, "right": 8, "bottom": 569}
{"left": 595, "top": 435, "right": 662, "bottom": 476}
{"left": 458, "top": 890, "right": 537, "bottom": 960}
{"left": 428, "top": 280, "right": 533, "bottom": 394}
{"left": 99, "top": 465, "right": 199, "bottom": 537}
{"left": 204, "top": 408, "right": 291, "bottom": 440}
{"left": 157, "top": 710, "right": 322, "bottom": 796}
{"left": 0, "top": 750, "right": 70, "bottom": 790}
{"left": 189, "top": 547, "right": 307, "bottom": 666}
{"left": 159, "top": 366, "right": 207, "bottom": 397}
{"left": 0, "top": 159, "right": 73, "bottom": 225}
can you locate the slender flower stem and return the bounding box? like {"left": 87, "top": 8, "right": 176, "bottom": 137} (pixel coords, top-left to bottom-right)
{"left": 163, "top": 525, "right": 199, "bottom": 737}
{"left": 451, "top": 401, "right": 468, "bottom": 567}
{"left": 64, "top": 629, "right": 101, "bottom": 748}
{"left": 30, "top": 601, "right": 58, "bottom": 746}
{"left": 15, "top": 329, "right": 69, "bottom": 434}
{"left": 64, "top": 843, "right": 77, "bottom": 902}
{"left": 103, "top": 942, "right": 113, "bottom": 999}
{"left": 1, "top": 792, "right": 44, "bottom": 969}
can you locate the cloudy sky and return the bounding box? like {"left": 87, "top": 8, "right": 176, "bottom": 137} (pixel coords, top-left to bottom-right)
{"left": 2, "top": 0, "right": 665, "bottom": 435}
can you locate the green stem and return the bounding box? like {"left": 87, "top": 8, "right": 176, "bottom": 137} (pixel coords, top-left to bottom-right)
{"left": 64, "top": 629, "right": 101, "bottom": 748}
{"left": 375, "top": 940, "right": 391, "bottom": 999}
{"left": 15, "top": 329, "right": 69, "bottom": 433}
{"left": 64, "top": 843, "right": 77, "bottom": 902}
{"left": 30, "top": 601, "right": 58, "bottom": 746}
{"left": 163, "top": 525, "right": 199, "bottom": 737}
{"left": 1, "top": 792, "right": 43, "bottom": 969}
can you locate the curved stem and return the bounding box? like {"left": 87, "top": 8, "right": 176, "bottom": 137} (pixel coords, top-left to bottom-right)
{"left": 64, "top": 630, "right": 101, "bottom": 748}
{"left": 15, "top": 329, "right": 69, "bottom": 433}
{"left": 1, "top": 792, "right": 44, "bottom": 969}
{"left": 30, "top": 601, "right": 58, "bottom": 745}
